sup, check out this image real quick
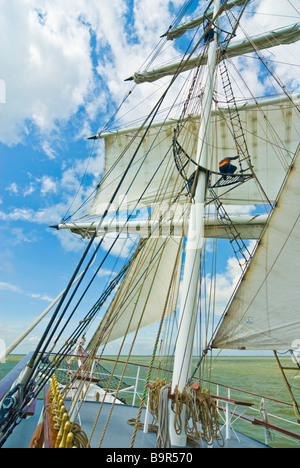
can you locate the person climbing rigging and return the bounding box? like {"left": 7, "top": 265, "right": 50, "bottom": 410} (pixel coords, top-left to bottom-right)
{"left": 203, "top": 20, "right": 215, "bottom": 44}
{"left": 219, "top": 156, "right": 239, "bottom": 179}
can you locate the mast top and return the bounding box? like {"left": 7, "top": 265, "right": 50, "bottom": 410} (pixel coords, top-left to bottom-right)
{"left": 163, "top": 0, "right": 250, "bottom": 41}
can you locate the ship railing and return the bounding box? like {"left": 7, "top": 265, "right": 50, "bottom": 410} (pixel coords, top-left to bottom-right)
{"left": 203, "top": 379, "right": 300, "bottom": 447}
{"left": 97, "top": 359, "right": 300, "bottom": 447}
{"left": 94, "top": 359, "right": 300, "bottom": 446}
{"left": 93, "top": 365, "right": 146, "bottom": 406}
{"left": 94, "top": 358, "right": 300, "bottom": 447}
{"left": 48, "top": 355, "right": 147, "bottom": 406}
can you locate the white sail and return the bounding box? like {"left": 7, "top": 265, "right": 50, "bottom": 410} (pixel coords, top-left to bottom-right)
{"left": 88, "top": 123, "right": 188, "bottom": 216}
{"left": 130, "top": 24, "right": 300, "bottom": 84}
{"left": 88, "top": 96, "right": 300, "bottom": 216}
{"left": 212, "top": 144, "right": 300, "bottom": 351}
{"left": 86, "top": 236, "right": 182, "bottom": 351}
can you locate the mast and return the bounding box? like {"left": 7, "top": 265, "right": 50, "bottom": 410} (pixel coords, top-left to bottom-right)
{"left": 169, "top": 0, "right": 221, "bottom": 447}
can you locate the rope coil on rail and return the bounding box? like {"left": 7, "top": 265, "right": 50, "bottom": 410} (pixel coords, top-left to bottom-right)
{"left": 142, "top": 379, "right": 224, "bottom": 447}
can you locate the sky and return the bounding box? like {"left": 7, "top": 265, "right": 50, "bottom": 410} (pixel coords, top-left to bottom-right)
{"left": 0, "top": 0, "right": 299, "bottom": 358}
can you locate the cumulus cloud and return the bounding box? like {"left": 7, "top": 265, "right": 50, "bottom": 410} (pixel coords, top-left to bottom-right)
{"left": 40, "top": 175, "right": 57, "bottom": 195}
{"left": 6, "top": 183, "right": 19, "bottom": 195}
{"left": 0, "top": 0, "right": 186, "bottom": 147}
{"left": 42, "top": 142, "right": 57, "bottom": 160}
{"left": 0, "top": 204, "right": 66, "bottom": 224}
{"left": 11, "top": 227, "right": 39, "bottom": 245}
{"left": 0, "top": 0, "right": 96, "bottom": 145}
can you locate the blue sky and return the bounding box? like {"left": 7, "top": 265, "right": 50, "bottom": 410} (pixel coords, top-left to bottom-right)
{"left": 0, "top": 0, "right": 299, "bottom": 357}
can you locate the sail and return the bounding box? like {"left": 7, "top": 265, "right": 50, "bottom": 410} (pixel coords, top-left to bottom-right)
{"left": 88, "top": 123, "right": 188, "bottom": 216}
{"left": 88, "top": 95, "right": 300, "bottom": 215}
{"left": 212, "top": 144, "right": 300, "bottom": 350}
{"left": 130, "top": 24, "right": 300, "bottom": 84}
{"left": 86, "top": 236, "right": 182, "bottom": 351}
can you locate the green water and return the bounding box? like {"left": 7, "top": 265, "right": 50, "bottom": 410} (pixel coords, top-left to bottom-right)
{"left": 1, "top": 355, "right": 299, "bottom": 448}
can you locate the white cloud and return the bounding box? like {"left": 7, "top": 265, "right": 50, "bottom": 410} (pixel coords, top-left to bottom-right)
{"left": 23, "top": 183, "right": 36, "bottom": 197}
{"left": 53, "top": 229, "right": 86, "bottom": 253}
{"left": 97, "top": 268, "right": 117, "bottom": 279}
{"left": 0, "top": 0, "right": 184, "bottom": 146}
{"left": 0, "top": 203, "right": 66, "bottom": 224}
{"left": 11, "top": 227, "right": 39, "bottom": 245}
{"left": 0, "top": 282, "right": 22, "bottom": 293}
{"left": 25, "top": 336, "right": 41, "bottom": 345}
{"left": 40, "top": 175, "right": 57, "bottom": 195}
{"left": 0, "top": 0, "right": 95, "bottom": 145}
{"left": 0, "top": 208, "right": 35, "bottom": 222}
{"left": 27, "top": 292, "right": 54, "bottom": 302}
{"left": 6, "top": 182, "right": 18, "bottom": 195}
{"left": 200, "top": 256, "right": 243, "bottom": 318}
{"left": 42, "top": 142, "right": 57, "bottom": 160}
{"left": 0, "top": 281, "right": 53, "bottom": 303}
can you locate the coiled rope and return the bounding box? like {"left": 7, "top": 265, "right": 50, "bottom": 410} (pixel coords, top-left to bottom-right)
{"left": 145, "top": 380, "right": 224, "bottom": 447}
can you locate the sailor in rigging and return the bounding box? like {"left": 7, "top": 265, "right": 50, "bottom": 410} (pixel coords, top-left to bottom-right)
{"left": 203, "top": 20, "right": 215, "bottom": 44}
{"left": 219, "top": 156, "right": 239, "bottom": 180}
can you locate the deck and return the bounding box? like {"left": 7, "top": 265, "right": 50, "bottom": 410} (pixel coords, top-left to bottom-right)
{"left": 2, "top": 399, "right": 270, "bottom": 449}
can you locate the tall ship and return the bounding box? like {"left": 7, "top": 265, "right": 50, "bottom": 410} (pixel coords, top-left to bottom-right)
{"left": 1, "top": 0, "right": 300, "bottom": 449}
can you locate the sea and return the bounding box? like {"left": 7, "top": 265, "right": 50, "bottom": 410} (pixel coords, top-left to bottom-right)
{"left": 1, "top": 355, "right": 299, "bottom": 448}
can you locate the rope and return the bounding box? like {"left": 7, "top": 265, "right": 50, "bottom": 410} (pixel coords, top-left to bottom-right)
{"left": 156, "top": 385, "right": 171, "bottom": 448}
{"left": 147, "top": 380, "right": 224, "bottom": 447}
{"left": 46, "top": 374, "right": 90, "bottom": 449}
{"left": 260, "top": 398, "right": 275, "bottom": 442}
{"left": 149, "top": 378, "right": 168, "bottom": 424}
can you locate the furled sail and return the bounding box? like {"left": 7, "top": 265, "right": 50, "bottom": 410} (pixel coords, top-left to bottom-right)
{"left": 211, "top": 144, "right": 300, "bottom": 350}
{"left": 164, "top": 0, "right": 250, "bottom": 41}
{"left": 130, "top": 24, "right": 300, "bottom": 84}
{"left": 88, "top": 95, "right": 300, "bottom": 216}
{"left": 57, "top": 213, "right": 268, "bottom": 240}
{"left": 86, "top": 236, "right": 182, "bottom": 352}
